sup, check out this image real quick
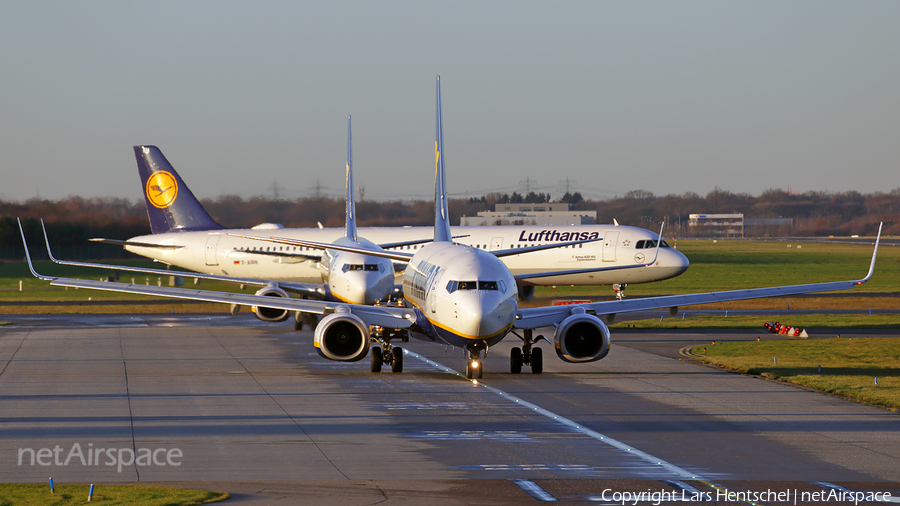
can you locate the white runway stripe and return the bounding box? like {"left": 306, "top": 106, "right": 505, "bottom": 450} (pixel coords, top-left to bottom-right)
{"left": 512, "top": 479, "right": 557, "bottom": 502}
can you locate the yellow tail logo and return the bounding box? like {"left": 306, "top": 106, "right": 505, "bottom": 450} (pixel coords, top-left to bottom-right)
{"left": 146, "top": 171, "right": 178, "bottom": 209}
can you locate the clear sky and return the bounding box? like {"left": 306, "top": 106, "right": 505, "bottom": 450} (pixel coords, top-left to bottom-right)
{"left": 2, "top": 1, "right": 898, "bottom": 202}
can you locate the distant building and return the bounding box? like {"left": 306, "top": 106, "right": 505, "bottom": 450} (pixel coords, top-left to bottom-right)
{"left": 688, "top": 213, "right": 793, "bottom": 237}
{"left": 460, "top": 203, "right": 596, "bottom": 226}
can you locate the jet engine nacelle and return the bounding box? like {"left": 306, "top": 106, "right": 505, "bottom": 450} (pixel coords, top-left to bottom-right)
{"left": 313, "top": 311, "right": 370, "bottom": 362}
{"left": 252, "top": 286, "right": 291, "bottom": 323}
{"left": 554, "top": 312, "right": 611, "bottom": 363}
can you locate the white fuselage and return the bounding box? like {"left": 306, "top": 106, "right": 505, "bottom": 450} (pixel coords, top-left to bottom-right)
{"left": 124, "top": 224, "right": 689, "bottom": 286}
{"left": 320, "top": 236, "right": 394, "bottom": 304}
{"left": 402, "top": 241, "right": 518, "bottom": 348}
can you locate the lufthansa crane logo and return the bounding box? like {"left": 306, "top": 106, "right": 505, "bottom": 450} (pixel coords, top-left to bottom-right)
{"left": 146, "top": 171, "right": 178, "bottom": 209}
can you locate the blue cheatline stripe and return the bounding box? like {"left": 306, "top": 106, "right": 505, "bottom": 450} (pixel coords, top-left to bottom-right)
{"left": 512, "top": 479, "right": 557, "bottom": 502}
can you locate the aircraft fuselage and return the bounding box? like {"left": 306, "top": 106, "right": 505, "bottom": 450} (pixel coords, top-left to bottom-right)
{"left": 124, "top": 224, "right": 688, "bottom": 287}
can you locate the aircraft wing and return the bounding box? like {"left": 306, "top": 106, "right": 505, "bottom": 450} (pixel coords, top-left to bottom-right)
{"left": 515, "top": 223, "right": 881, "bottom": 329}
{"left": 41, "top": 223, "right": 326, "bottom": 298}
{"left": 40, "top": 276, "right": 413, "bottom": 328}
{"left": 377, "top": 234, "right": 469, "bottom": 250}
{"left": 89, "top": 238, "right": 184, "bottom": 249}
{"left": 231, "top": 233, "right": 415, "bottom": 262}
{"left": 242, "top": 249, "right": 322, "bottom": 262}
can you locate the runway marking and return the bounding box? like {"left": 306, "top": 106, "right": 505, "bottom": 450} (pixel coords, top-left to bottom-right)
{"left": 404, "top": 349, "right": 772, "bottom": 506}
{"left": 678, "top": 346, "right": 701, "bottom": 358}
{"left": 457, "top": 464, "right": 595, "bottom": 473}
{"left": 414, "top": 430, "right": 533, "bottom": 441}
{"left": 662, "top": 480, "right": 705, "bottom": 497}
{"left": 404, "top": 349, "right": 703, "bottom": 481}
{"left": 513, "top": 479, "right": 558, "bottom": 501}
{"left": 370, "top": 402, "right": 472, "bottom": 410}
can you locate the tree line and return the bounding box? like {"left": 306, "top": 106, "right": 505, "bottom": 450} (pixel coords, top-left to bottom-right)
{"left": 2, "top": 187, "right": 897, "bottom": 260}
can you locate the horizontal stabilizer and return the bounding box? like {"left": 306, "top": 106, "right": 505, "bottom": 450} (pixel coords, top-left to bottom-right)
{"left": 89, "top": 238, "right": 184, "bottom": 249}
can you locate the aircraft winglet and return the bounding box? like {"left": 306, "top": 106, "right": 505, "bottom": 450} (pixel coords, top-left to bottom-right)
{"left": 18, "top": 218, "right": 55, "bottom": 281}
{"left": 859, "top": 221, "right": 882, "bottom": 284}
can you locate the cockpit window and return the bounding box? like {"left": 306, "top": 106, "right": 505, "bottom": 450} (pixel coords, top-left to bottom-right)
{"left": 635, "top": 240, "right": 670, "bottom": 249}
{"left": 342, "top": 263, "right": 385, "bottom": 272}
{"left": 446, "top": 280, "right": 501, "bottom": 292}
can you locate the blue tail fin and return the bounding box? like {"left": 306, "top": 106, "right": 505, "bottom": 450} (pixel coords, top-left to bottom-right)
{"left": 134, "top": 146, "right": 224, "bottom": 234}
{"left": 434, "top": 76, "right": 452, "bottom": 243}
{"left": 345, "top": 116, "right": 358, "bottom": 241}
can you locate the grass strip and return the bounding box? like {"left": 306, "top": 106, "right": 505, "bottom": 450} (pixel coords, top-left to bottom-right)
{"left": 610, "top": 314, "right": 900, "bottom": 330}
{"left": 0, "top": 483, "right": 227, "bottom": 505}
{"left": 691, "top": 337, "right": 900, "bottom": 409}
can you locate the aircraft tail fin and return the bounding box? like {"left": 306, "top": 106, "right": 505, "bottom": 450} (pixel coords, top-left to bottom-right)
{"left": 345, "top": 116, "right": 358, "bottom": 241}
{"left": 433, "top": 76, "right": 452, "bottom": 243}
{"left": 134, "top": 146, "right": 224, "bottom": 234}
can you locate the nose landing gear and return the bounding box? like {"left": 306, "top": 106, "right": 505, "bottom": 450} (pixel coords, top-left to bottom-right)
{"left": 465, "top": 341, "right": 487, "bottom": 379}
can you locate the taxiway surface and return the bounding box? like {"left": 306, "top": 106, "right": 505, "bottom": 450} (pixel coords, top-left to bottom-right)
{"left": 0, "top": 314, "right": 897, "bottom": 504}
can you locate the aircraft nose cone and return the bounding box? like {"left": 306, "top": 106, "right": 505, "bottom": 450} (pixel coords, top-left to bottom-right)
{"left": 670, "top": 249, "right": 690, "bottom": 276}
{"left": 457, "top": 292, "right": 516, "bottom": 338}
{"left": 341, "top": 271, "right": 394, "bottom": 304}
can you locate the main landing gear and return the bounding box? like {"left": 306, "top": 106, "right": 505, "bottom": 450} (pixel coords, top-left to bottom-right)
{"left": 613, "top": 283, "right": 628, "bottom": 300}
{"left": 293, "top": 311, "right": 319, "bottom": 331}
{"left": 370, "top": 327, "right": 407, "bottom": 373}
{"left": 465, "top": 341, "right": 487, "bottom": 380}
{"left": 510, "top": 329, "right": 544, "bottom": 374}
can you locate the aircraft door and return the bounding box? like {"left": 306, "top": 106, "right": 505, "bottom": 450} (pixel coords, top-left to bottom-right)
{"left": 205, "top": 235, "right": 220, "bottom": 266}
{"left": 427, "top": 268, "right": 444, "bottom": 314}
{"left": 602, "top": 231, "right": 619, "bottom": 262}
{"left": 490, "top": 237, "right": 503, "bottom": 251}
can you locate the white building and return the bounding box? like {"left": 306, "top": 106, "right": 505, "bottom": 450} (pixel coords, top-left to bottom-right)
{"left": 460, "top": 203, "right": 596, "bottom": 226}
